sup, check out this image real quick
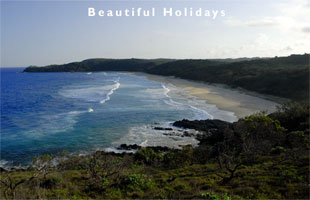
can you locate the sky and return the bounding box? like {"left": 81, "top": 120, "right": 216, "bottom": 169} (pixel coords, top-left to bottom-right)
{"left": 1, "top": 0, "right": 310, "bottom": 67}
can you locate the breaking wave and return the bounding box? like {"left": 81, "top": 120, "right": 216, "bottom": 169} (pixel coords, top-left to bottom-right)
{"left": 161, "top": 84, "right": 213, "bottom": 120}
{"left": 100, "top": 79, "right": 121, "bottom": 104}
{"left": 59, "top": 77, "right": 120, "bottom": 104}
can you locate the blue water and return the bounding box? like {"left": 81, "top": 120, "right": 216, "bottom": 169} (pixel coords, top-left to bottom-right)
{"left": 1, "top": 68, "right": 226, "bottom": 167}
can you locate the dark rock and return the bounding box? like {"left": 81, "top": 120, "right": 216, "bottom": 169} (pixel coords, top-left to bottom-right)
{"left": 154, "top": 127, "right": 173, "bottom": 131}
{"left": 95, "top": 150, "right": 133, "bottom": 157}
{"left": 173, "top": 119, "right": 232, "bottom": 144}
{"left": 118, "top": 144, "right": 141, "bottom": 150}
{"left": 173, "top": 119, "right": 231, "bottom": 131}
{"left": 117, "top": 144, "right": 172, "bottom": 152}
{"left": 163, "top": 132, "right": 180, "bottom": 137}
{"left": 10, "top": 168, "right": 26, "bottom": 172}
{"left": 0, "top": 167, "right": 7, "bottom": 173}
{"left": 183, "top": 131, "right": 192, "bottom": 137}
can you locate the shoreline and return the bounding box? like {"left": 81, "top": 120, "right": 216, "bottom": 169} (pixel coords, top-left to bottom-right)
{"left": 1, "top": 71, "right": 284, "bottom": 170}
{"left": 130, "top": 72, "right": 283, "bottom": 119}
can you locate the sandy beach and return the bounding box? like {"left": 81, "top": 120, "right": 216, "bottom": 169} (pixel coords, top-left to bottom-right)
{"left": 131, "top": 72, "right": 283, "bottom": 119}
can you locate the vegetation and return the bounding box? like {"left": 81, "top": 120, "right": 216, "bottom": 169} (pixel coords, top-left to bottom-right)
{"left": 1, "top": 103, "right": 309, "bottom": 199}
{"left": 23, "top": 54, "right": 310, "bottom": 103}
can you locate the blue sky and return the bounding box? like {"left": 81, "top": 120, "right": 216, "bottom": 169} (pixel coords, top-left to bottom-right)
{"left": 1, "top": 0, "right": 309, "bottom": 67}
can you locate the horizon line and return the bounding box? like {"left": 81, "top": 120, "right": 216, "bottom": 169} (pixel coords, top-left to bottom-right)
{"left": 1, "top": 53, "right": 309, "bottom": 68}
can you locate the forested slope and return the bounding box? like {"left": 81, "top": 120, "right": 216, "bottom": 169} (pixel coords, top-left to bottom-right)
{"left": 24, "top": 54, "right": 310, "bottom": 102}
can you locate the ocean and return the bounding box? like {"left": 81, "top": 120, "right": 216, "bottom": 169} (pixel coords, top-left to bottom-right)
{"left": 0, "top": 68, "right": 236, "bottom": 168}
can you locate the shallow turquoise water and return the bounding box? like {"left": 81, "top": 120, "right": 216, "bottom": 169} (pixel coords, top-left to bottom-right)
{"left": 2, "top": 68, "right": 226, "bottom": 167}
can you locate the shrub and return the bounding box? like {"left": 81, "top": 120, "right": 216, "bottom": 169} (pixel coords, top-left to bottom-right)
{"left": 126, "top": 174, "right": 155, "bottom": 191}
{"left": 269, "top": 102, "right": 309, "bottom": 132}
{"left": 201, "top": 192, "right": 219, "bottom": 200}
{"left": 135, "top": 148, "right": 164, "bottom": 166}
{"left": 234, "top": 114, "right": 286, "bottom": 155}
{"left": 40, "top": 176, "right": 62, "bottom": 189}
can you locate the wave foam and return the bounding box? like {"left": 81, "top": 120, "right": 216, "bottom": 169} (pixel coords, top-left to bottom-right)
{"left": 161, "top": 84, "right": 213, "bottom": 120}
{"left": 104, "top": 147, "right": 138, "bottom": 154}
{"left": 162, "top": 84, "right": 170, "bottom": 98}
{"left": 0, "top": 159, "right": 28, "bottom": 170}
{"left": 59, "top": 77, "right": 121, "bottom": 104}
{"left": 113, "top": 123, "right": 200, "bottom": 149}
{"left": 0, "top": 160, "right": 9, "bottom": 169}
{"left": 100, "top": 80, "right": 120, "bottom": 104}
{"left": 24, "top": 108, "right": 92, "bottom": 137}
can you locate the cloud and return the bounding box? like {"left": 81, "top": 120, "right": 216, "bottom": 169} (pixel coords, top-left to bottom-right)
{"left": 224, "top": 0, "right": 310, "bottom": 36}
{"left": 213, "top": 0, "right": 310, "bottom": 58}
{"left": 244, "top": 18, "right": 278, "bottom": 27}
{"left": 302, "top": 27, "right": 310, "bottom": 33}
{"left": 255, "top": 34, "right": 270, "bottom": 46}
{"left": 225, "top": 17, "right": 278, "bottom": 27}
{"left": 282, "top": 46, "right": 293, "bottom": 52}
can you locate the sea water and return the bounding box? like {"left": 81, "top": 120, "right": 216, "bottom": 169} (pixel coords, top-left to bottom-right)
{"left": 0, "top": 68, "right": 236, "bottom": 168}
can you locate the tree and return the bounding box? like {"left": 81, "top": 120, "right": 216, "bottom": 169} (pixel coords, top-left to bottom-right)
{"left": 216, "top": 114, "right": 286, "bottom": 184}
{"left": 234, "top": 114, "right": 286, "bottom": 156}
{"left": 87, "top": 152, "right": 129, "bottom": 191}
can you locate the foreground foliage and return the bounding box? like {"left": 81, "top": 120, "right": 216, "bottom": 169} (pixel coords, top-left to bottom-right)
{"left": 0, "top": 103, "right": 309, "bottom": 199}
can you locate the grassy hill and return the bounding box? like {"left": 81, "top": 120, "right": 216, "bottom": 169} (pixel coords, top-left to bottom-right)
{"left": 24, "top": 54, "right": 310, "bottom": 103}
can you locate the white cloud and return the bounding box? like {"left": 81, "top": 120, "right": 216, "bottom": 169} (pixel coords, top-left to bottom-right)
{"left": 255, "top": 34, "right": 270, "bottom": 46}
{"left": 224, "top": 0, "right": 310, "bottom": 36}
{"left": 282, "top": 46, "right": 293, "bottom": 52}
{"left": 221, "top": 0, "right": 310, "bottom": 57}
{"left": 225, "top": 17, "right": 278, "bottom": 27}
{"left": 302, "top": 26, "right": 310, "bottom": 33}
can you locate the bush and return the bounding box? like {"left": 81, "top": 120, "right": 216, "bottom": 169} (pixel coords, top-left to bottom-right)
{"left": 234, "top": 114, "right": 286, "bottom": 155}
{"left": 269, "top": 102, "right": 309, "bottom": 132}
{"left": 125, "top": 174, "right": 155, "bottom": 191}
{"left": 135, "top": 148, "right": 164, "bottom": 166}
{"left": 40, "top": 176, "right": 62, "bottom": 189}
{"left": 162, "top": 146, "right": 194, "bottom": 168}
{"left": 286, "top": 131, "right": 309, "bottom": 149}
{"left": 201, "top": 192, "right": 231, "bottom": 200}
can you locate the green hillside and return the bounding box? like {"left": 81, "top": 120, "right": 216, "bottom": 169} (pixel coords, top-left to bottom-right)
{"left": 24, "top": 54, "right": 310, "bottom": 103}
